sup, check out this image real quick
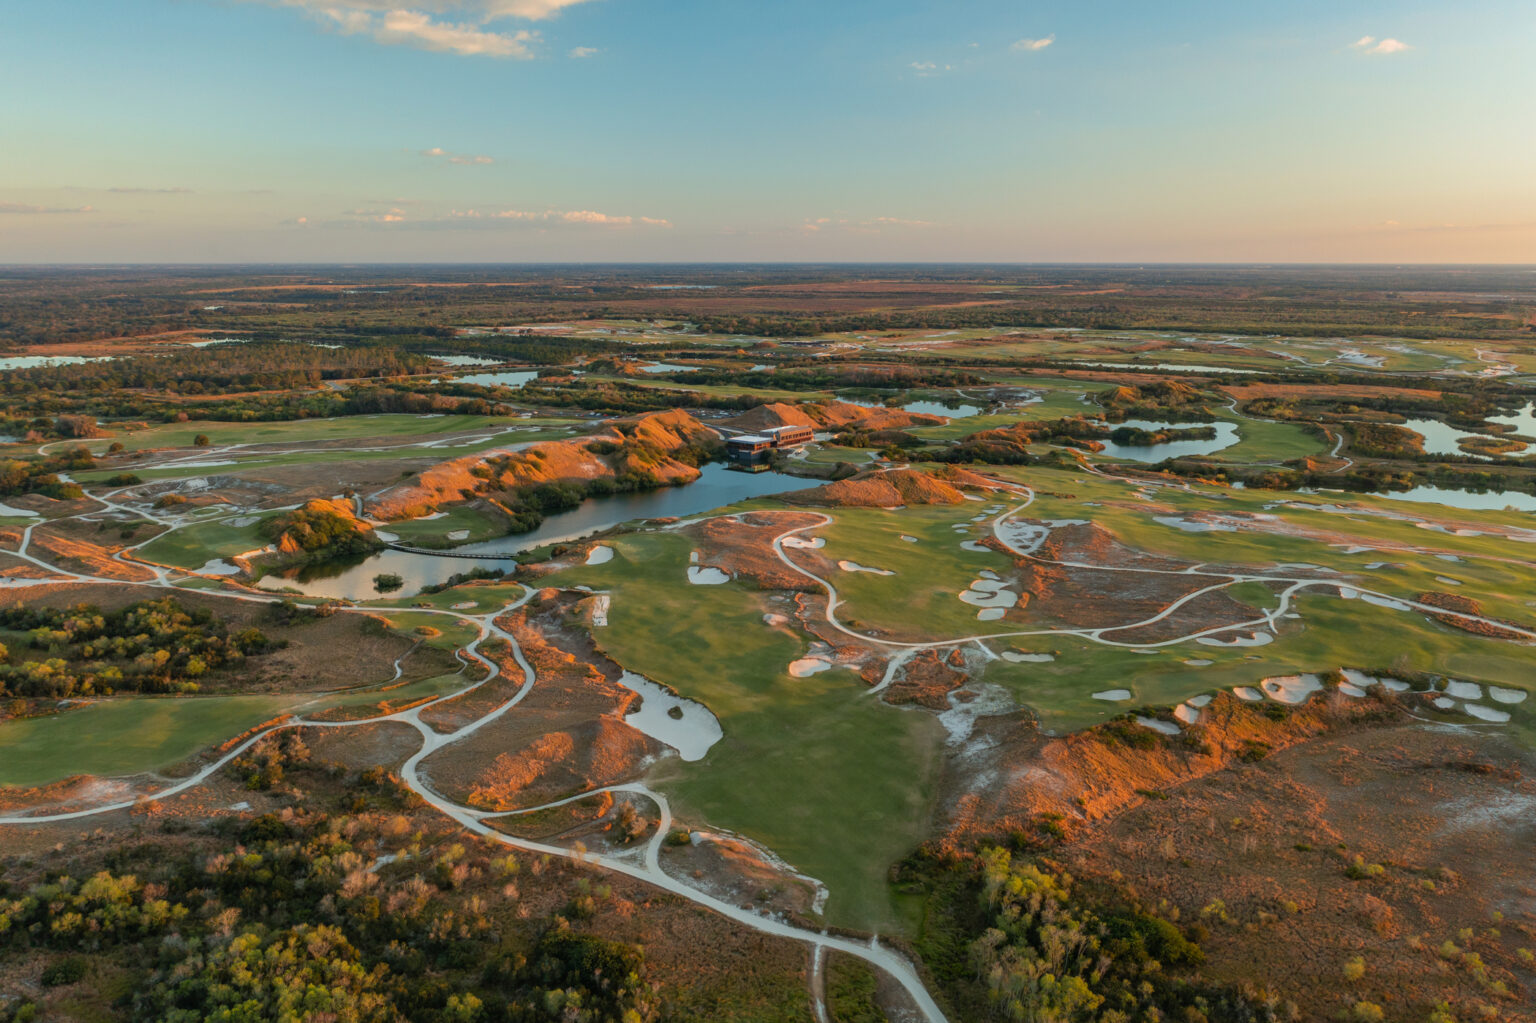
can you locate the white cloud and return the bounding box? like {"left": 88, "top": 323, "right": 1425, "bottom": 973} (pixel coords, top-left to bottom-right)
{"left": 443, "top": 207, "right": 673, "bottom": 227}
{"left": 261, "top": 0, "right": 595, "bottom": 57}
{"left": 1350, "top": 35, "right": 1410, "bottom": 55}
{"left": 801, "top": 215, "right": 936, "bottom": 234}
{"left": 909, "top": 60, "right": 951, "bottom": 77}
{"left": 375, "top": 10, "right": 536, "bottom": 57}
{"left": 108, "top": 186, "right": 194, "bottom": 194}
{"left": 1012, "top": 35, "right": 1054, "bottom": 52}
{"left": 0, "top": 202, "right": 95, "bottom": 214}
{"left": 568, "top": 45, "right": 598, "bottom": 58}
{"left": 421, "top": 147, "right": 495, "bottom": 165}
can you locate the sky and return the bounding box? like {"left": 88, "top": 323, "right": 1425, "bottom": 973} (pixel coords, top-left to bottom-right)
{"left": 1, "top": 0, "right": 1533, "bottom": 263}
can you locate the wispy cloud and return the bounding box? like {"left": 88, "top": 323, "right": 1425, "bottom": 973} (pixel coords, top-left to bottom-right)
{"left": 261, "top": 0, "right": 595, "bottom": 57}
{"left": 107, "top": 186, "right": 194, "bottom": 194}
{"left": 451, "top": 208, "right": 671, "bottom": 227}
{"left": 421, "top": 146, "right": 495, "bottom": 165}
{"left": 1012, "top": 35, "right": 1054, "bottom": 52}
{"left": 801, "top": 215, "right": 935, "bottom": 234}
{"left": 318, "top": 205, "right": 671, "bottom": 229}
{"left": 1350, "top": 35, "right": 1411, "bottom": 55}
{"left": 568, "top": 45, "right": 598, "bottom": 58}
{"left": 0, "top": 201, "right": 95, "bottom": 215}
{"left": 909, "top": 60, "right": 951, "bottom": 77}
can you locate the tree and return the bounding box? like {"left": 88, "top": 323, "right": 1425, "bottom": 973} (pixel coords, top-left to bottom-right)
{"left": 193, "top": 433, "right": 211, "bottom": 447}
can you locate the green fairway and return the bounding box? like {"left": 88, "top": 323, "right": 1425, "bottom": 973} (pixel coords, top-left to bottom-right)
{"left": 548, "top": 531, "right": 945, "bottom": 933}
{"left": 136, "top": 515, "right": 272, "bottom": 569}
{"left": 64, "top": 413, "right": 541, "bottom": 454}
{"left": 0, "top": 694, "right": 292, "bottom": 787}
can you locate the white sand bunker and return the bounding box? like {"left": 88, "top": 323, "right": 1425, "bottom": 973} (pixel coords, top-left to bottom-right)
{"left": 1198, "top": 631, "right": 1273, "bottom": 648}
{"left": 1341, "top": 669, "right": 1409, "bottom": 692}
{"left": 1154, "top": 515, "right": 1237, "bottom": 534}
{"left": 788, "top": 657, "right": 832, "bottom": 677}
{"left": 762, "top": 612, "right": 790, "bottom": 627}
{"left": 1464, "top": 704, "right": 1512, "bottom": 723}
{"left": 960, "top": 540, "right": 990, "bottom": 552}
{"left": 1092, "top": 689, "right": 1132, "bottom": 701}
{"left": 1443, "top": 680, "right": 1482, "bottom": 701}
{"left": 1184, "top": 659, "right": 1213, "bottom": 666}
{"left": 1187, "top": 694, "right": 1212, "bottom": 707}
{"left": 1232, "top": 686, "right": 1263, "bottom": 701}
{"left": 1489, "top": 687, "right": 1527, "bottom": 705}
{"left": 1260, "top": 674, "right": 1323, "bottom": 704}
{"left": 1135, "top": 716, "right": 1181, "bottom": 735}
{"left": 838, "top": 560, "right": 894, "bottom": 575}
{"left": 1174, "top": 704, "right": 1202, "bottom": 725}
{"left": 1002, "top": 651, "right": 1054, "bottom": 663}
{"left": 447, "top": 529, "right": 470, "bottom": 541}
{"left": 687, "top": 566, "right": 730, "bottom": 585}
{"left": 1338, "top": 682, "right": 1366, "bottom": 698}
{"left": 194, "top": 559, "right": 240, "bottom": 576}
{"left": 374, "top": 531, "right": 399, "bottom": 542}
{"left": 959, "top": 577, "right": 1018, "bottom": 620}
{"left": 1432, "top": 696, "right": 1456, "bottom": 710}
{"left": 900, "top": 535, "right": 919, "bottom": 543}
{"left": 1435, "top": 576, "right": 1462, "bottom": 586}
{"left": 585, "top": 545, "right": 614, "bottom": 565}
{"left": 783, "top": 536, "right": 825, "bottom": 549}
{"left": 413, "top": 511, "right": 448, "bottom": 521}
{"left": 614, "top": 671, "right": 723, "bottom": 761}
{"left": 1362, "top": 594, "right": 1410, "bottom": 611}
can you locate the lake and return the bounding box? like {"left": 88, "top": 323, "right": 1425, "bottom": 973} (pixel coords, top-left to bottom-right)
{"left": 256, "top": 464, "right": 820, "bottom": 601}
{"left": 1097, "top": 419, "right": 1241, "bottom": 462}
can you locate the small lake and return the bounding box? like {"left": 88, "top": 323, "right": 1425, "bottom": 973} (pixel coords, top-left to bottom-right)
{"left": 1097, "top": 419, "right": 1240, "bottom": 462}
{"left": 0, "top": 355, "right": 113, "bottom": 370}
{"left": 903, "top": 401, "right": 981, "bottom": 418}
{"left": 434, "top": 355, "right": 505, "bottom": 367}
{"left": 1071, "top": 360, "right": 1262, "bottom": 376}
{"left": 639, "top": 362, "right": 699, "bottom": 374}
{"left": 1487, "top": 402, "right": 1536, "bottom": 436}
{"left": 444, "top": 370, "right": 542, "bottom": 389}
{"left": 1399, "top": 418, "right": 1512, "bottom": 460}
{"left": 256, "top": 465, "right": 820, "bottom": 601}
{"left": 1372, "top": 485, "right": 1536, "bottom": 514}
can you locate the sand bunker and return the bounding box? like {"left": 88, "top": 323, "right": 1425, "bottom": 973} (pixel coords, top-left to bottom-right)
{"left": 838, "top": 560, "right": 894, "bottom": 575}
{"left": 1463, "top": 704, "right": 1511, "bottom": 723}
{"left": 1092, "top": 689, "right": 1132, "bottom": 701}
{"left": 194, "top": 559, "right": 240, "bottom": 576}
{"left": 960, "top": 540, "right": 990, "bottom": 552}
{"left": 1443, "top": 680, "right": 1483, "bottom": 701}
{"left": 614, "top": 671, "right": 723, "bottom": 761}
{"left": 1198, "top": 631, "right": 1273, "bottom": 648}
{"left": 1135, "top": 716, "right": 1181, "bottom": 735}
{"left": 783, "top": 536, "right": 825, "bottom": 549}
{"left": 1260, "top": 674, "right": 1323, "bottom": 704}
{"left": 1232, "top": 686, "right": 1263, "bottom": 701}
{"left": 1489, "top": 687, "right": 1528, "bottom": 705}
{"left": 788, "top": 657, "right": 832, "bottom": 677}
{"left": 977, "top": 607, "right": 1005, "bottom": 621}
{"left": 900, "top": 535, "right": 918, "bottom": 543}
{"left": 687, "top": 566, "right": 730, "bottom": 585}
{"left": 585, "top": 545, "right": 614, "bottom": 565}
{"left": 1174, "top": 704, "right": 1202, "bottom": 725}
{"left": 1002, "top": 651, "right": 1054, "bottom": 663}
{"left": 1362, "top": 594, "right": 1411, "bottom": 611}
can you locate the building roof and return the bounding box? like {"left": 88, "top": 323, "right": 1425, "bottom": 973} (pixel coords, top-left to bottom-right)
{"left": 729, "top": 434, "right": 772, "bottom": 444}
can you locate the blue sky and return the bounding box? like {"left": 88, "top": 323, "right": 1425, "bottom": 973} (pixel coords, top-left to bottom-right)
{"left": 1, "top": 0, "right": 1532, "bottom": 262}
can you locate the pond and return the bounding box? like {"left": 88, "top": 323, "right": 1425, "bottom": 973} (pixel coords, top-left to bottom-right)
{"left": 443, "top": 370, "right": 542, "bottom": 389}
{"left": 1372, "top": 485, "right": 1536, "bottom": 514}
{"left": 256, "top": 465, "right": 820, "bottom": 602}
{"left": 1398, "top": 418, "right": 1515, "bottom": 460}
{"left": 1097, "top": 419, "right": 1240, "bottom": 462}
{"left": 433, "top": 355, "right": 505, "bottom": 367}
{"left": 1487, "top": 402, "right": 1536, "bottom": 435}
{"left": 638, "top": 362, "right": 699, "bottom": 374}
{"left": 903, "top": 401, "right": 981, "bottom": 418}
{"left": 0, "top": 355, "right": 113, "bottom": 370}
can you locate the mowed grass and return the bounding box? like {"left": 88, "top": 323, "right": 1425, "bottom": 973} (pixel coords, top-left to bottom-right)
{"left": 65, "top": 414, "right": 536, "bottom": 454}
{"left": 0, "top": 694, "right": 292, "bottom": 787}
{"left": 547, "top": 532, "right": 945, "bottom": 933}
{"left": 384, "top": 504, "right": 508, "bottom": 547}
{"left": 136, "top": 515, "right": 272, "bottom": 569}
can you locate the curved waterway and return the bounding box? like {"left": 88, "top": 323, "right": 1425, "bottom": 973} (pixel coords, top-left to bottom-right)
{"left": 256, "top": 465, "right": 819, "bottom": 601}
